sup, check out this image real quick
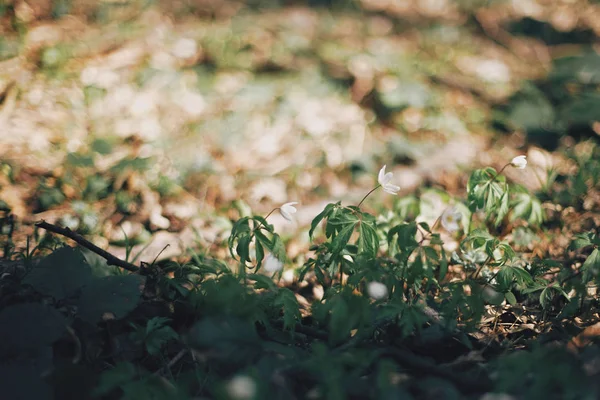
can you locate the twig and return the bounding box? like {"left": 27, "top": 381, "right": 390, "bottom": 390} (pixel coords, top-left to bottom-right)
{"left": 153, "top": 348, "right": 188, "bottom": 377}
{"left": 35, "top": 220, "right": 139, "bottom": 272}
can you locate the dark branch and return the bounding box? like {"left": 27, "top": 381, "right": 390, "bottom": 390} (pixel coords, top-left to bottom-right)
{"left": 35, "top": 220, "right": 139, "bottom": 272}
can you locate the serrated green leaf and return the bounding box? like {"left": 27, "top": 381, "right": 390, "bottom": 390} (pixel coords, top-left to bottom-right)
{"left": 494, "top": 190, "right": 510, "bottom": 227}
{"left": 274, "top": 288, "right": 301, "bottom": 331}
{"left": 24, "top": 246, "right": 94, "bottom": 300}
{"left": 309, "top": 203, "right": 336, "bottom": 240}
{"left": 255, "top": 229, "right": 273, "bottom": 247}
{"left": 270, "top": 233, "right": 286, "bottom": 261}
{"left": 331, "top": 222, "right": 356, "bottom": 255}
{"left": 358, "top": 223, "right": 378, "bottom": 257}
{"left": 145, "top": 325, "right": 178, "bottom": 356}
{"left": 78, "top": 275, "right": 145, "bottom": 324}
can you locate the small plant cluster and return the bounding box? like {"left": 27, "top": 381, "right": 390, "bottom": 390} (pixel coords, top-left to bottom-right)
{"left": 1, "top": 152, "right": 599, "bottom": 400}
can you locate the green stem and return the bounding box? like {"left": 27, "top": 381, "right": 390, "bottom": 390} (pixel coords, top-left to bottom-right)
{"left": 254, "top": 208, "right": 278, "bottom": 232}
{"left": 357, "top": 185, "right": 380, "bottom": 208}
{"left": 489, "top": 163, "right": 510, "bottom": 185}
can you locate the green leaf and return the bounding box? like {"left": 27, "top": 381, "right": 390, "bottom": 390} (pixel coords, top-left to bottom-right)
{"left": 387, "top": 222, "right": 418, "bottom": 254}
{"left": 494, "top": 189, "right": 510, "bottom": 227}
{"left": 309, "top": 203, "right": 337, "bottom": 240}
{"left": 0, "top": 303, "right": 67, "bottom": 356}
{"left": 255, "top": 239, "right": 264, "bottom": 270}
{"left": 24, "top": 246, "right": 94, "bottom": 300}
{"left": 66, "top": 152, "right": 95, "bottom": 168}
{"left": 505, "top": 291, "right": 517, "bottom": 305}
{"left": 92, "top": 362, "right": 136, "bottom": 397}
{"left": 331, "top": 222, "right": 356, "bottom": 255}
{"left": 328, "top": 296, "right": 351, "bottom": 345}
{"left": 582, "top": 248, "right": 600, "bottom": 282}
{"left": 358, "top": 222, "right": 378, "bottom": 257}
{"left": 270, "top": 233, "right": 287, "bottom": 261}
{"left": 91, "top": 138, "right": 113, "bottom": 155}
{"left": 569, "top": 233, "right": 594, "bottom": 250}
{"left": 274, "top": 288, "right": 301, "bottom": 332}
{"left": 247, "top": 273, "right": 276, "bottom": 290}
{"left": 439, "top": 248, "right": 448, "bottom": 281}
{"left": 144, "top": 323, "right": 178, "bottom": 356}
{"left": 235, "top": 234, "right": 252, "bottom": 265}
{"left": 228, "top": 217, "right": 250, "bottom": 258}
{"left": 78, "top": 275, "right": 145, "bottom": 324}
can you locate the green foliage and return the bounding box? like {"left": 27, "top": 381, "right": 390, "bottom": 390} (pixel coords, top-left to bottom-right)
{"left": 130, "top": 317, "right": 179, "bottom": 356}
{"left": 494, "top": 345, "right": 598, "bottom": 399}
{"left": 24, "top": 246, "right": 94, "bottom": 300}
{"left": 78, "top": 275, "right": 145, "bottom": 324}
{"left": 228, "top": 215, "right": 286, "bottom": 271}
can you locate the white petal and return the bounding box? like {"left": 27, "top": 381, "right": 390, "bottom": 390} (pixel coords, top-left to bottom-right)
{"left": 441, "top": 207, "right": 462, "bottom": 233}
{"left": 227, "top": 375, "right": 256, "bottom": 400}
{"left": 510, "top": 155, "right": 527, "bottom": 169}
{"left": 264, "top": 254, "right": 283, "bottom": 273}
{"left": 279, "top": 202, "right": 298, "bottom": 222}
{"left": 367, "top": 281, "right": 388, "bottom": 300}
{"left": 378, "top": 165, "right": 387, "bottom": 185}
{"left": 383, "top": 183, "right": 400, "bottom": 195}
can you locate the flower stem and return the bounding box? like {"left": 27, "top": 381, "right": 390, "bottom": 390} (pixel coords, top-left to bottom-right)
{"left": 357, "top": 185, "right": 380, "bottom": 208}
{"left": 254, "top": 208, "right": 278, "bottom": 232}
{"left": 489, "top": 163, "right": 510, "bottom": 185}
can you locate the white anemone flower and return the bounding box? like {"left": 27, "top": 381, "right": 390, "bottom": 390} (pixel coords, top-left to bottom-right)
{"left": 264, "top": 253, "right": 283, "bottom": 273}
{"left": 441, "top": 206, "right": 462, "bottom": 233}
{"left": 226, "top": 375, "right": 256, "bottom": 400}
{"left": 377, "top": 165, "right": 400, "bottom": 195}
{"left": 279, "top": 202, "right": 298, "bottom": 222}
{"left": 367, "top": 281, "right": 388, "bottom": 300}
{"left": 510, "top": 155, "right": 527, "bottom": 169}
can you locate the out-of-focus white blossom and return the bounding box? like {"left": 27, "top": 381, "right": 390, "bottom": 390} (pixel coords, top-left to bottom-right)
{"left": 279, "top": 202, "right": 298, "bottom": 222}
{"left": 441, "top": 206, "right": 462, "bottom": 233}
{"left": 264, "top": 254, "right": 283, "bottom": 273}
{"left": 510, "top": 155, "right": 527, "bottom": 169}
{"left": 226, "top": 375, "right": 256, "bottom": 400}
{"left": 377, "top": 165, "right": 400, "bottom": 195}
{"left": 172, "top": 38, "right": 198, "bottom": 59}
{"left": 367, "top": 281, "right": 388, "bottom": 300}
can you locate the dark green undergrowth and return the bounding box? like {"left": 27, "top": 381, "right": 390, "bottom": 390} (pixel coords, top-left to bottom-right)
{"left": 1, "top": 145, "right": 599, "bottom": 400}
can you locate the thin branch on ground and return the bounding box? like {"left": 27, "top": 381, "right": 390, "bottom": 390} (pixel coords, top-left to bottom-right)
{"left": 35, "top": 220, "right": 139, "bottom": 272}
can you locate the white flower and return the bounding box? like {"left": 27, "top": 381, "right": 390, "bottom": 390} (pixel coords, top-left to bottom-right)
{"left": 172, "top": 37, "right": 198, "bottom": 59}
{"left": 441, "top": 206, "right": 462, "bottom": 233}
{"left": 367, "top": 281, "right": 388, "bottom": 300}
{"left": 279, "top": 202, "right": 298, "bottom": 222}
{"left": 264, "top": 253, "right": 283, "bottom": 273}
{"left": 377, "top": 165, "right": 400, "bottom": 195}
{"left": 510, "top": 155, "right": 527, "bottom": 169}
{"left": 226, "top": 375, "right": 256, "bottom": 400}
